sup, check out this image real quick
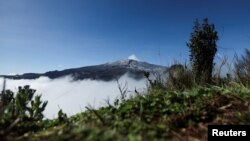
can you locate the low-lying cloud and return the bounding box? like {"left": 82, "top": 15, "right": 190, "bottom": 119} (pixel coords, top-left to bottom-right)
{"left": 0, "top": 74, "right": 147, "bottom": 119}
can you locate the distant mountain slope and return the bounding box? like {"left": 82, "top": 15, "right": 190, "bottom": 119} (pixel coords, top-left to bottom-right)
{"left": 1, "top": 59, "right": 167, "bottom": 81}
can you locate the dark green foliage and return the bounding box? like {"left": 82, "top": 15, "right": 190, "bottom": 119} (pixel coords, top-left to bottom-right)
{"left": 0, "top": 90, "right": 14, "bottom": 111}
{"left": 12, "top": 85, "right": 249, "bottom": 141}
{"left": 187, "top": 18, "right": 218, "bottom": 84}
{"left": 235, "top": 49, "right": 250, "bottom": 86}
{"left": 57, "top": 109, "right": 68, "bottom": 123}
{"left": 0, "top": 85, "right": 47, "bottom": 136}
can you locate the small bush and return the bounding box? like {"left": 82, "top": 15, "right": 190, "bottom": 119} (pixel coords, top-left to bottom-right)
{"left": 57, "top": 109, "right": 68, "bottom": 123}
{"left": 0, "top": 85, "right": 47, "bottom": 136}
{"left": 166, "top": 64, "right": 195, "bottom": 90}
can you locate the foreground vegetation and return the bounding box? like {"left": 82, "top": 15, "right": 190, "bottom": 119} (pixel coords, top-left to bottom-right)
{"left": 1, "top": 82, "right": 249, "bottom": 141}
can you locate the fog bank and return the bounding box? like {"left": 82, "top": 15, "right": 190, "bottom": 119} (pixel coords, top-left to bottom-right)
{"left": 0, "top": 74, "right": 147, "bottom": 119}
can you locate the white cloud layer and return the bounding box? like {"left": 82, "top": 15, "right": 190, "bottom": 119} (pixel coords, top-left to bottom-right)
{"left": 0, "top": 75, "right": 147, "bottom": 119}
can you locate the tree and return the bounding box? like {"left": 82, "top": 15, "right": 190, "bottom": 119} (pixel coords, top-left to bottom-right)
{"left": 187, "top": 18, "right": 218, "bottom": 84}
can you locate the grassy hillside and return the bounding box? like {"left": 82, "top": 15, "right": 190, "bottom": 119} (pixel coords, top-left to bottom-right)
{"left": 2, "top": 81, "right": 249, "bottom": 141}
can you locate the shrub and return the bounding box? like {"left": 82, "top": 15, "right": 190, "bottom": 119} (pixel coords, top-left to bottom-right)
{"left": 57, "top": 109, "right": 68, "bottom": 123}
{"left": 166, "top": 64, "right": 195, "bottom": 90}
{"left": 0, "top": 85, "right": 47, "bottom": 136}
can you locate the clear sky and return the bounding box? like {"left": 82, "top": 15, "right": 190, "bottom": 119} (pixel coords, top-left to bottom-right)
{"left": 0, "top": 0, "right": 250, "bottom": 75}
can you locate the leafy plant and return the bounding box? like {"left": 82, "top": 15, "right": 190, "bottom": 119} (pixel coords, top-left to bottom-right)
{"left": 57, "top": 109, "right": 68, "bottom": 123}
{"left": 0, "top": 85, "right": 47, "bottom": 136}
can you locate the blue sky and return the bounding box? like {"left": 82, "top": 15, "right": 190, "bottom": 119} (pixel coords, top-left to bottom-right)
{"left": 0, "top": 0, "right": 250, "bottom": 74}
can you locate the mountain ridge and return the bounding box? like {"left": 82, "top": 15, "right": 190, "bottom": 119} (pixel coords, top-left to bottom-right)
{"left": 1, "top": 59, "right": 168, "bottom": 81}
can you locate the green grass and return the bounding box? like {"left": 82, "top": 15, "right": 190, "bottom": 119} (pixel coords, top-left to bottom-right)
{"left": 3, "top": 83, "right": 249, "bottom": 141}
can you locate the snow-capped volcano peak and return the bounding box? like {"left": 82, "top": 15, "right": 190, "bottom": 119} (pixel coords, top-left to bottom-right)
{"left": 107, "top": 58, "right": 166, "bottom": 73}
{"left": 128, "top": 54, "right": 139, "bottom": 61}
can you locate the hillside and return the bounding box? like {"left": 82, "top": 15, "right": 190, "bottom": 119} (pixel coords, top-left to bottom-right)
{"left": 1, "top": 82, "right": 249, "bottom": 141}
{"left": 0, "top": 59, "right": 167, "bottom": 81}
